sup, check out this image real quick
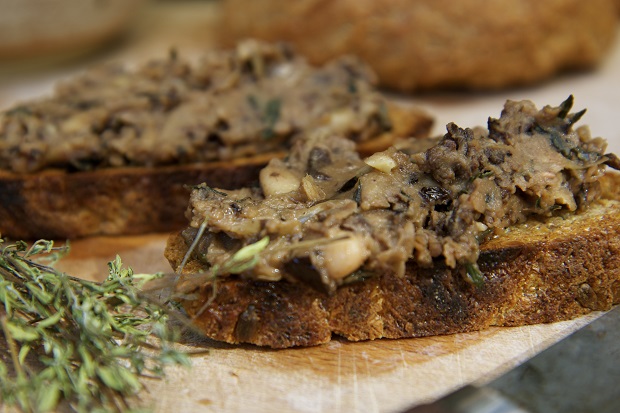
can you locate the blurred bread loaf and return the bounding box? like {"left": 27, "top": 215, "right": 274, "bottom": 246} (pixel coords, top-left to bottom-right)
{"left": 218, "top": 0, "right": 618, "bottom": 91}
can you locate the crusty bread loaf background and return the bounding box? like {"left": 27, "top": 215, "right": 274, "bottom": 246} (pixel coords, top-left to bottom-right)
{"left": 218, "top": 0, "right": 618, "bottom": 91}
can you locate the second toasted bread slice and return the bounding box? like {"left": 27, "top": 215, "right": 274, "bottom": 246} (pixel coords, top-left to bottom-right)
{"left": 0, "top": 41, "right": 432, "bottom": 239}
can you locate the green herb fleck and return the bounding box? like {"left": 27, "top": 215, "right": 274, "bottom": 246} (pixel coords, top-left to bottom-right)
{"left": 342, "top": 269, "right": 375, "bottom": 285}
{"left": 5, "top": 106, "right": 33, "bottom": 117}
{"left": 534, "top": 123, "right": 575, "bottom": 159}
{"left": 246, "top": 94, "right": 260, "bottom": 112}
{"left": 347, "top": 77, "right": 357, "bottom": 94}
{"left": 465, "top": 263, "right": 485, "bottom": 287}
{"left": 548, "top": 128, "right": 572, "bottom": 157}
{"left": 246, "top": 95, "right": 282, "bottom": 139}
{"left": 262, "top": 98, "right": 282, "bottom": 139}
{"left": 475, "top": 227, "right": 494, "bottom": 243}
{"left": 469, "top": 170, "right": 494, "bottom": 183}
{"left": 191, "top": 183, "right": 229, "bottom": 198}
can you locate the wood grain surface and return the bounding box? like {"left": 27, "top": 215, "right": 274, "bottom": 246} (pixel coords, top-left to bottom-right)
{"left": 51, "top": 233, "right": 599, "bottom": 413}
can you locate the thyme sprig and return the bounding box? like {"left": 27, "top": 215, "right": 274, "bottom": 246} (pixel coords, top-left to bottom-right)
{"left": 0, "top": 239, "right": 190, "bottom": 413}
{"left": 173, "top": 235, "right": 270, "bottom": 319}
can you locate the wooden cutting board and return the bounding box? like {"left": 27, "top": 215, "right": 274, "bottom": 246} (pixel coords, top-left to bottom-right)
{"left": 52, "top": 233, "right": 599, "bottom": 413}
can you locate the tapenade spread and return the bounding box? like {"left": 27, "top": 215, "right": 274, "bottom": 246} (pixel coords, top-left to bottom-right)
{"left": 0, "top": 40, "right": 394, "bottom": 173}
{"left": 179, "top": 96, "right": 618, "bottom": 292}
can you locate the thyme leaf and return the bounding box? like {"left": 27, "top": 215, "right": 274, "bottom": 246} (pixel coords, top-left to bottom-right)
{"left": 224, "top": 236, "right": 270, "bottom": 274}
{"left": 173, "top": 235, "right": 270, "bottom": 320}
{"left": 246, "top": 94, "right": 282, "bottom": 139}
{"left": 262, "top": 98, "right": 282, "bottom": 139}
{"left": 465, "top": 263, "right": 485, "bottom": 287}
{"left": 0, "top": 239, "right": 190, "bottom": 413}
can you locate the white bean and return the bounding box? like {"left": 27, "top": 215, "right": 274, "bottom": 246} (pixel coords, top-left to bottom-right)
{"left": 260, "top": 165, "right": 301, "bottom": 197}
{"left": 319, "top": 236, "right": 369, "bottom": 280}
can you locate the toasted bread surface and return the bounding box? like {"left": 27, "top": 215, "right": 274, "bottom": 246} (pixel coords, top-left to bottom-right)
{"left": 165, "top": 179, "right": 620, "bottom": 348}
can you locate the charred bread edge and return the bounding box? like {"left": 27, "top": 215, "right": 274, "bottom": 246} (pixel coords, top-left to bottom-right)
{"left": 166, "top": 173, "right": 620, "bottom": 348}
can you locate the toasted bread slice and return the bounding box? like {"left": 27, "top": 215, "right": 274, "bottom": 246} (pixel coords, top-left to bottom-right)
{"left": 165, "top": 175, "right": 620, "bottom": 348}
{"left": 0, "top": 40, "right": 433, "bottom": 239}
{"left": 164, "top": 95, "right": 620, "bottom": 348}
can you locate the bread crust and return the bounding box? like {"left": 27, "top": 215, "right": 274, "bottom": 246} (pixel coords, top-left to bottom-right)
{"left": 166, "top": 191, "right": 620, "bottom": 348}
{"left": 218, "top": 0, "right": 618, "bottom": 91}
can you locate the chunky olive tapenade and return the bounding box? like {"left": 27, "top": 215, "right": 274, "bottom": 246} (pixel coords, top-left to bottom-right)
{"left": 179, "top": 97, "right": 618, "bottom": 292}
{"left": 0, "top": 40, "right": 395, "bottom": 173}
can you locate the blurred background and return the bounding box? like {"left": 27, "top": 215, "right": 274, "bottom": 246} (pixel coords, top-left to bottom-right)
{"left": 1, "top": 0, "right": 619, "bottom": 152}
{"left": 0, "top": 0, "right": 221, "bottom": 99}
